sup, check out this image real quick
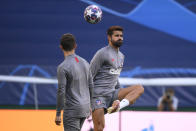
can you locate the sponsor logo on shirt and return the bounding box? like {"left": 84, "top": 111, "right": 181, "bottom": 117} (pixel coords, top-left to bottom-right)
{"left": 75, "top": 57, "right": 79, "bottom": 63}
{"left": 109, "top": 68, "right": 122, "bottom": 75}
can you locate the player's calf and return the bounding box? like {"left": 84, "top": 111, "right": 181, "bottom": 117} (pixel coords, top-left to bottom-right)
{"left": 92, "top": 108, "right": 105, "bottom": 131}
{"left": 108, "top": 85, "right": 144, "bottom": 114}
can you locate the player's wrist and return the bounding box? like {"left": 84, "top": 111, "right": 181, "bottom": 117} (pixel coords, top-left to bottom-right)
{"left": 56, "top": 111, "right": 61, "bottom": 116}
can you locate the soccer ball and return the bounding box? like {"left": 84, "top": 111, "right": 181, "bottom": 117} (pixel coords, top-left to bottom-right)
{"left": 84, "top": 5, "right": 102, "bottom": 24}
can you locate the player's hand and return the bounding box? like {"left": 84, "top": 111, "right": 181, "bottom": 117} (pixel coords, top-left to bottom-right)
{"left": 55, "top": 116, "right": 61, "bottom": 126}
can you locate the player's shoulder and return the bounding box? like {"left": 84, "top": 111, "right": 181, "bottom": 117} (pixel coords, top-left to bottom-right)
{"left": 57, "top": 60, "right": 68, "bottom": 70}
{"left": 119, "top": 50, "right": 125, "bottom": 58}
{"left": 97, "top": 45, "right": 108, "bottom": 53}
{"left": 173, "top": 96, "right": 178, "bottom": 101}
{"left": 76, "top": 54, "right": 90, "bottom": 66}
{"left": 57, "top": 61, "right": 67, "bottom": 74}
{"left": 158, "top": 96, "right": 163, "bottom": 101}
{"left": 77, "top": 55, "right": 89, "bottom": 63}
{"left": 94, "top": 46, "right": 109, "bottom": 57}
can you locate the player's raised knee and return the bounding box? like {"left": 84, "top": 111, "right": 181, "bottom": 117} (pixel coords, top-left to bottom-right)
{"left": 131, "top": 84, "right": 144, "bottom": 94}
{"left": 136, "top": 84, "right": 144, "bottom": 94}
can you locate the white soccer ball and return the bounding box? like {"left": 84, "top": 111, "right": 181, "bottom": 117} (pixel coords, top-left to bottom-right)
{"left": 84, "top": 5, "right": 102, "bottom": 24}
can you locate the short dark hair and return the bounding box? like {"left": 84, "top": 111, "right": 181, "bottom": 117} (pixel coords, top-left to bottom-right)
{"left": 60, "top": 33, "right": 76, "bottom": 51}
{"left": 107, "top": 26, "right": 123, "bottom": 36}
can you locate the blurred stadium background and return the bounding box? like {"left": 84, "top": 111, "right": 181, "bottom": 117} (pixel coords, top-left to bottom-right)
{"left": 0, "top": 0, "right": 196, "bottom": 131}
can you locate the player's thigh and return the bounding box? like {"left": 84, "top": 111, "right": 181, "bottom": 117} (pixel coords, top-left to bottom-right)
{"left": 118, "top": 85, "right": 140, "bottom": 100}
{"left": 92, "top": 108, "right": 105, "bottom": 126}
{"left": 63, "top": 116, "right": 81, "bottom": 131}
{"left": 80, "top": 117, "right": 86, "bottom": 129}
{"left": 64, "top": 126, "right": 79, "bottom": 131}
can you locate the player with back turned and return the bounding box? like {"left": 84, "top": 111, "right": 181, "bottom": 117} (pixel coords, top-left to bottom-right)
{"left": 55, "top": 33, "right": 93, "bottom": 131}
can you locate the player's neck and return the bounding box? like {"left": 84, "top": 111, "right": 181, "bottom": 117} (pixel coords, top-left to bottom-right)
{"left": 109, "top": 43, "right": 119, "bottom": 51}
{"left": 63, "top": 50, "right": 75, "bottom": 57}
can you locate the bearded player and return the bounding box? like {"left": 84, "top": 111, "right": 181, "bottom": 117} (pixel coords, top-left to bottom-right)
{"left": 90, "top": 26, "right": 144, "bottom": 131}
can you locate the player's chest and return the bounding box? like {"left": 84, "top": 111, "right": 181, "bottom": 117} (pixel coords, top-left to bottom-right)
{"left": 105, "top": 53, "right": 124, "bottom": 69}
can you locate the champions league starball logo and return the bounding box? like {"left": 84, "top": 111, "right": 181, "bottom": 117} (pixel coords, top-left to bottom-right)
{"left": 84, "top": 5, "right": 102, "bottom": 24}
{"left": 96, "top": 99, "right": 102, "bottom": 105}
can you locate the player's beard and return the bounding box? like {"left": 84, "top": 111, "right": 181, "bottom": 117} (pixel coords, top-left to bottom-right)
{"left": 111, "top": 39, "right": 123, "bottom": 48}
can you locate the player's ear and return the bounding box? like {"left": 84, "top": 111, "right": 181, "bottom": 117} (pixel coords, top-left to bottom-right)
{"left": 107, "top": 35, "right": 111, "bottom": 42}
{"left": 74, "top": 43, "right": 77, "bottom": 49}
{"left": 59, "top": 45, "right": 63, "bottom": 50}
